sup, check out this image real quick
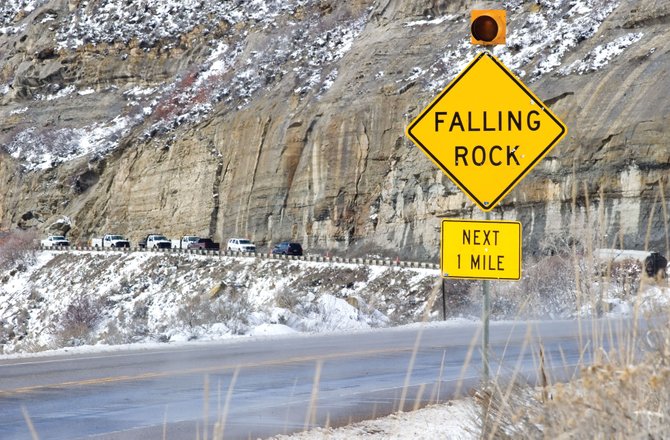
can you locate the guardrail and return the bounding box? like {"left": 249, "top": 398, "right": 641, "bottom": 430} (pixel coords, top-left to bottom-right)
{"left": 39, "top": 246, "right": 440, "bottom": 270}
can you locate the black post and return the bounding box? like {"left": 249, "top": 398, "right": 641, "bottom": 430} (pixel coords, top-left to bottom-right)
{"left": 442, "top": 277, "right": 447, "bottom": 320}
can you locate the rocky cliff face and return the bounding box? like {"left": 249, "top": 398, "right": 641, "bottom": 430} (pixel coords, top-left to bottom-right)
{"left": 0, "top": 0, "right": 668, "bottom": 259}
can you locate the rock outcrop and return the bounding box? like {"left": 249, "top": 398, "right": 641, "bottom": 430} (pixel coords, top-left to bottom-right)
{"left": 0, "top": 0, "right": 668, "bottom": 259}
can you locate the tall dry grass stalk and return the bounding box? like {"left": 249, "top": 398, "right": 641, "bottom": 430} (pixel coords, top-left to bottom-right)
{"left": 399, "top": 326, "right": 426, "bottom": 413}
{"left": 660, "top": 180, "right": 669, "bottom": 256}
{"left": 210, "top": 367, "right": 239, "bottom": 440}
{"left": 21, "top": 406, "right": 40, "bottom": 440}
{"left": 304, "top": 360, "right": 323, "bottom": 430}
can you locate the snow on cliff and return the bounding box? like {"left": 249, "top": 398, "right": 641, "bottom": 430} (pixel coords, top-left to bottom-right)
{"left": 2, "top": 0, "right": 369, "bottom": 170}
{"left": 1, "top": 0, "right": 645, "bottom": 171}
{"left": 420, "top": 0, "right": 626, "bottom": 92}
{"left": 56, "top": 0, "right": 312, "bottom": 49}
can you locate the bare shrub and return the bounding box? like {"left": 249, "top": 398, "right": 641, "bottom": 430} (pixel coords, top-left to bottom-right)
{"left": 217, "top": 293, "right": 251, "bottom": 335}
{"left": 539, "top": 232, "right": 584, "bottom": 257}
{"left": 177, "top": 287, "right": 250, "bottom": 335}
{"left": 100, "top": 305, "right": 149, "bottom": 345}
{"left": 0, "top": 229, "right": 38, "bottom": 272}
{"left": 275, "top": 285, "right": 300, "bottom": 309}
{"left": 123, "top": 301, "right": 150, "bottom": 342}
{"left": 9, "top": 308, "right": 31, "bottom": 342}
{"left": 0, "top": 321, "right": 7, "bottom": 343}
{"left": 604, "top": 258, "right": 643, "bottom": 297}
{"left": 498, "top": 250, "right": 643, "bottom": 319}
{"left": 58, "top": 294, "right": 104, "bottom": 346}
{"left": 442, "top": 279, "right": 477, "bottom": 318}
{"left": 100, "top": 320, "right": 124, "bottom": 345}
{"left": 507, "top": 254, "right": 578, "bottom": 318}
{"left": 118, "top": 275, "right": 133, "bottom": 293}
{"left": 178, "top": 293, "right": 209, "bottom": 328}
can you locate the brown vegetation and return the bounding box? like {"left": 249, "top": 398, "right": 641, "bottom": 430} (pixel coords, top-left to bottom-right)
{"left": 57, "top": 294, "right": 104, "bottom": 346}
{"left": 475, "top": 318, "right": 670, "bottom": 439}
{"left": 0, "top": 229, "right": 37, "bottom": 273}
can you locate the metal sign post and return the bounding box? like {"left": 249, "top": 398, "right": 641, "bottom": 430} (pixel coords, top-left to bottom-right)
{"left": 440, "top": 215, "right": 522, "bottom": 382}
{"left": 405, "top": 10, "right": 567, "bottom": 386}
{"left": 482, "top": 212, "right": 491, "bottom": 381}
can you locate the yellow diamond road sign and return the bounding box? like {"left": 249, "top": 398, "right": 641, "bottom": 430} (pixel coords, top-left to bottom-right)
{"left": 406, "top": 52, "right": 567, "bottom": 212}
{"left": 442, "top": 219, "right": 521, "bottom": 280}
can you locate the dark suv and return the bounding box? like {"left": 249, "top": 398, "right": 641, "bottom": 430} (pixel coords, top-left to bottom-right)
{"left": 272, "top": 242, "right": 303, "bottom": 256}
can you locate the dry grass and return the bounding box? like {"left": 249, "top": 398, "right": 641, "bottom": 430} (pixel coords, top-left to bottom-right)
{"left": 475, "top": 318, "right": 670, "bottom": 439}
{"left": 472, "top": 175, "right": 670, "bottom": 439}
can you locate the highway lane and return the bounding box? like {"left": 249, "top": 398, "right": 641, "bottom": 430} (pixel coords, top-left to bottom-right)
{"left": 0, "top": 317, "right": 643, "bottom": 439}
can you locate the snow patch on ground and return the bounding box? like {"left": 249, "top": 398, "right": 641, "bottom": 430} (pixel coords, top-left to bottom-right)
{"left": 3, "top": 249, "right": 666, "bottom": 357}
{"left": 560, "top": 32, "right": 644, "bottom": 75}
{"left": 404, "top": 15, "right": 456, "bottom": 27}
{"left": 270, "top": 399, "right": 477, "bottom": 440}
{"left": 3, "top": 249, "right": 666, "bottom": 438}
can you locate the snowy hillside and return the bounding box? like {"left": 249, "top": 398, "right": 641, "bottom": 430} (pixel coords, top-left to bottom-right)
{"left": 2, "top": 248, "right": 668, "bottom": 355}
{"left": 0, "top": 250, "right": 438, "bottom": 354}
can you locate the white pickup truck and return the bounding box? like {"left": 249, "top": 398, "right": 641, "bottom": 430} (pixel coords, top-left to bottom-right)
{"left": 171, "top": 235, "right": 200, "bottom": 249}
{"left": 91, "top": 234, "right": 130, "bottom": 248}
{"left": 138, "top": 234, "right": 172, "bottom": 249}
{"left": 41, "top": 235, "right": 70, "bottom": 247}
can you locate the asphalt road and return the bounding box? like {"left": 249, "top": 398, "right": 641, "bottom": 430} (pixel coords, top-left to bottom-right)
{"left": 0, "top": 318, "right": 642, "bottom": 439}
